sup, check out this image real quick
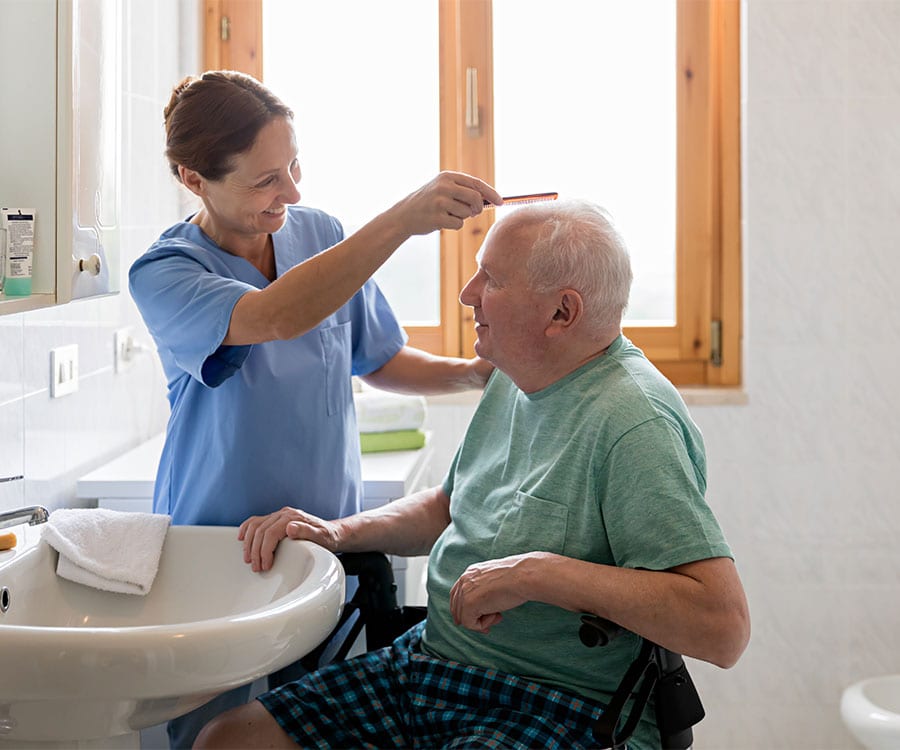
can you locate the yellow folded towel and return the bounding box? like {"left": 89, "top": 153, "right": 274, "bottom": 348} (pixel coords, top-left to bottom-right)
{"left": 360, "top": 429, "right": 426, "bottom": 454}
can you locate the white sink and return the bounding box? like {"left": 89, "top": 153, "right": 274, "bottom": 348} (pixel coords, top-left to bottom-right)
{"left": 842, "top": 674, "right": 900, "bottom": 750}
{"left": 0, "top": 526, "right": 344, "bottom": 746}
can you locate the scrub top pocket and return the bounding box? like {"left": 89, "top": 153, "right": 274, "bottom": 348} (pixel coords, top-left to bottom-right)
{"left": 491, "top": 490, "right": 569, "bottom": 558}
{"left": 320, "top": 322, "right": 352, "bottom": 417}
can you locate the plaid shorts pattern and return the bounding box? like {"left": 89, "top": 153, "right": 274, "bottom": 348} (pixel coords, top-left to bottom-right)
{"left": 259, "top": 621, "right": 607, "bottom": 749}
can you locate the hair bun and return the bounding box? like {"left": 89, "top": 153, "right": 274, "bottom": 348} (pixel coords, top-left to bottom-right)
{"left": 164, "top": 75, "right": 199, "bottom": 123}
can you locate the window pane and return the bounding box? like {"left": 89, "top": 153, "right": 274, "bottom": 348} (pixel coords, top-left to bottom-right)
{"left": 493, "top": 0, "right": 676, "bottom": 324}
{"left": 262, "top": 1, "right": 440, "bottom": 324}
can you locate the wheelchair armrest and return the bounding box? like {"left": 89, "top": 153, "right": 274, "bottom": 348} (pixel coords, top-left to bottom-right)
{"left": 301, "top": 551, "right": 429, "bottom": 670}
{"left": 580, "top": 614, "right": 625, "bottom": 647}
{"left": 654, "top": 651, "right": 705, "bottom": 747}
{"left": 338, "top": 551, "right": 402, "bottom": 613}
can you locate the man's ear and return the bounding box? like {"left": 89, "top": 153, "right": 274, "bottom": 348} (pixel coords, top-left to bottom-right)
{"left": 546, "top": 289, "right": 583, "bottom": 337}
{"left": 178, "top": 165, "right": 205, "bottom": 197}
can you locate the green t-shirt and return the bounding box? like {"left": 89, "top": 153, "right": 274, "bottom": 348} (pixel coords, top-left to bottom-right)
{"left": 421, "top": 335, "right": 732, "bottom": 749}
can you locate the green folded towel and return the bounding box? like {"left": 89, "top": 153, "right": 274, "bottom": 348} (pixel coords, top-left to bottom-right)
{"left": 360, "top": 429, "right": 426, "bottom": 454}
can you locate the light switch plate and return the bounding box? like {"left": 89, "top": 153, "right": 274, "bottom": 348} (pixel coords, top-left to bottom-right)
{"left": 50, "top": 344, "right": 79, "bottom": 398}
{"left": 114, "top": 327, "right": 133, "bottom": 373}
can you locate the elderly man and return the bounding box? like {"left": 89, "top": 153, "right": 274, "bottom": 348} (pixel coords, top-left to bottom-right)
{"left": 195, "top": 200, "right": 750, "bottom": 750}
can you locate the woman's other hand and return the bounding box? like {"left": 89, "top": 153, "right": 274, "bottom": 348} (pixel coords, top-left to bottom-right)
{"left": 239, "top": 506, "right": 340, "bottom": 572}
{"left": 469, "top": 356, "right": 495, "bottom": 388}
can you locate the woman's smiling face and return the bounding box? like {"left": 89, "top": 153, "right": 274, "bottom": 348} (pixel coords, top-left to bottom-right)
{"left": 199, "top": 116, "right": 302, "bottom": 242}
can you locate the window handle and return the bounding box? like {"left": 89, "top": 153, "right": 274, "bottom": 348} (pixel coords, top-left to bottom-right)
{"left": 465, "top": 67, "right": 480, "bottom": 132}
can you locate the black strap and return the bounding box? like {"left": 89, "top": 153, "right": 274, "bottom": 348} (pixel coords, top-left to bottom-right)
{"left": 591, "top": 639, "right": 659, "bottom": 749}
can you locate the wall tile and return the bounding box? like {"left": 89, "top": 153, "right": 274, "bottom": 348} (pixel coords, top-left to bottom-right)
{"left": 0, "top": 401, "right": 24, "bottom": 485}
{"left": 0, "top": 476, "right": 24, "bottom": 512}
{"left": 0, "top": 314, "right": 24, "bottom": 489}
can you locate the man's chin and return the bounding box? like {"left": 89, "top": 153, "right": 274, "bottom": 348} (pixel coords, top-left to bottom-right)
{"left": 473, "top": 340, "right": 492, "bottom": 364}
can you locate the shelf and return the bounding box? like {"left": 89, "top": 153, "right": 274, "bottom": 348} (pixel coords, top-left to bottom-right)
{"left": 0, "top": 293, "right": 57, "bottom": 315}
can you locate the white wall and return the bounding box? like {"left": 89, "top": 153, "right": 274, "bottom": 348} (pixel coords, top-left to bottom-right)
{"left": 2, "top": 1, "right": 899, "bottom": 747}
{"left": 0, "top": 0, "right": 198, "bottom": 514}
{"left": 696, "top": 2, "right": 900, "bottom": 746}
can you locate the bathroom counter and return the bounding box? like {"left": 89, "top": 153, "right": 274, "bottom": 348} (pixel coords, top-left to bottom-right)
{"left": 76, "top": 434, "right": 165, "bottom": 502}
{"left": 76, "top": 433, "right": 434, "bottom": 512}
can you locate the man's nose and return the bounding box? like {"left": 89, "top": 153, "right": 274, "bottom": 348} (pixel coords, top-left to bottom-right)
{"left": 459, "top": 276, "right": 478, "bottom": 306}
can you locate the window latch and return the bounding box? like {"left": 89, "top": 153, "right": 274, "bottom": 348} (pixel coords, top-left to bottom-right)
{"left": 710, "top": 320, "right": 722, "bottom": 367}
{"left": 465, "top": 67, "right": 480, "bottom": 133}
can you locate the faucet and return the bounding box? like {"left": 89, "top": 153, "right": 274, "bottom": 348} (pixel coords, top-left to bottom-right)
{"left": 0, "top": 505, "right": 50, "bottom": 530}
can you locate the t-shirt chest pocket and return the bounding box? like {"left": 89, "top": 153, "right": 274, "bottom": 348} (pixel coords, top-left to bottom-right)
{"left": 490, "top": 491, "right": 569, "bottom": 559}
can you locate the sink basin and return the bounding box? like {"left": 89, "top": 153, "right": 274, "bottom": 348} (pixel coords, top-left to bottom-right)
{"left": 842, "top": 674, "right": 900, "bottom": 750}
{"left": 0, "top": 526, "right": 344, "bottom": 745}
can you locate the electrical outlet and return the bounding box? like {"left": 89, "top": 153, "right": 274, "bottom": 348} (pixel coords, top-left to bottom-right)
{"left": 114, "top": 327, "right": 133, "bottom": 373}
{"left": 50, "top": 345, "right": 79, "bottom": 397}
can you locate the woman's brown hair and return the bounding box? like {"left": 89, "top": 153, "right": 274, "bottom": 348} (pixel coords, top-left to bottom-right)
{"left": 163, "top": 70, "right": 294, "bottom": 182}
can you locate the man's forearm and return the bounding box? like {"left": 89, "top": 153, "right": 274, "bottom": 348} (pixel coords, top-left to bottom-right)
{"left": 527, "top": 554, "right": 750, "bottom": 668}
{"left": 335, "top": 485, "right": 451, "bottom": 557}
{"left": 472, "top": 552, "right": 750, "bottom": 668}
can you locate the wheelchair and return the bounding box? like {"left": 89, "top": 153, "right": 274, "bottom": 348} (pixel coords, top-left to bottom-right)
{"left": 301, "top": 552, "right": 705, "bottom": 750}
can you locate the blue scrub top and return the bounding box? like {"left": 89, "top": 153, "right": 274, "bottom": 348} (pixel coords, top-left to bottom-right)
{"left": 128, "top": 205, "right": 407, "bottom": 526}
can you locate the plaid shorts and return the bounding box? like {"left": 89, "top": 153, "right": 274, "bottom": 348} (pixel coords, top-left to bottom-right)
{"left": 259, "top": 621, "right": 606, "bottom": 749}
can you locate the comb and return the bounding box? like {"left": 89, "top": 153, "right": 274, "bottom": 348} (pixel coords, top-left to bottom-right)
{"left": 483, "top": 191, "right": 559, "bottom": 208}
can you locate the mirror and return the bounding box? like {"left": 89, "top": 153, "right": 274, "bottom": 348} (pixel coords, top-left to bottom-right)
{"left": 0, "top": 0, "right": 120, "bottom": 314}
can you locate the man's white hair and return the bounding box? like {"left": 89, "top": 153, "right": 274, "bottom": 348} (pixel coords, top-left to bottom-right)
{"left": 499, "top": 199, "right": 633, "bottom": 332}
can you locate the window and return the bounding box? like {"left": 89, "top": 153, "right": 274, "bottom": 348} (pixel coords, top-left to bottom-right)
{"left": 201, "top": 0, "right": 740, "bottom": 386}
{"left": 262, "top": 1, "right": 442, "bottom": 333}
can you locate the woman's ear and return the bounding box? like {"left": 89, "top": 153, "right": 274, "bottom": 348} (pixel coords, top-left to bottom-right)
{"left": 546, "top": 289, "right": 583, "bottom": 337}
{"left": 178, "top": 165, "right": 205, "bottom": 197}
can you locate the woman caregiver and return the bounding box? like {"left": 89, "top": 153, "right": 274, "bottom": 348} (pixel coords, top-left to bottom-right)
{"left": 128, "top": 70, "right": 501, "bottom": 748}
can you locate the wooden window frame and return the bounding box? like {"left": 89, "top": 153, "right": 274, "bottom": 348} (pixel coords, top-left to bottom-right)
{"left": 204, "top": 0, "right": 740, "bottom": 387}
{"left": 202, "top": 0, "right": 262, "bottom": 81}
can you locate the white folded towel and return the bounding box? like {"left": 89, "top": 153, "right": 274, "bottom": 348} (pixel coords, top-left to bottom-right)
{"left": 42, "top": 508, "right": 171, "bottom": 596}
{"left": 354, "top": 390, "right": 427, "bottom": 433}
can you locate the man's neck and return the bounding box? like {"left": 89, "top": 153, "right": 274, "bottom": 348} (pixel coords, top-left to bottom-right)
{"left": 511, "top": 332, "right": 620, "bottom": 394}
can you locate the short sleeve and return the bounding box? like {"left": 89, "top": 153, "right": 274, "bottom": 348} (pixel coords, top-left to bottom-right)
{"left": 129, "top": 248, "right": 253, "bottom": 387}
{"left": 599, "top": 416, "right": 732, "bottom": 571}
{"left": 348, "top": 278, "right": 408, "bottom": 376}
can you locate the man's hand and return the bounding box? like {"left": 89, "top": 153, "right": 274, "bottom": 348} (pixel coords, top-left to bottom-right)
{"left": 449, "top": 553, "right": 538, "bottom": 634}
{"left": 238, "top": 506, "right": 340, "bottom": 573}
